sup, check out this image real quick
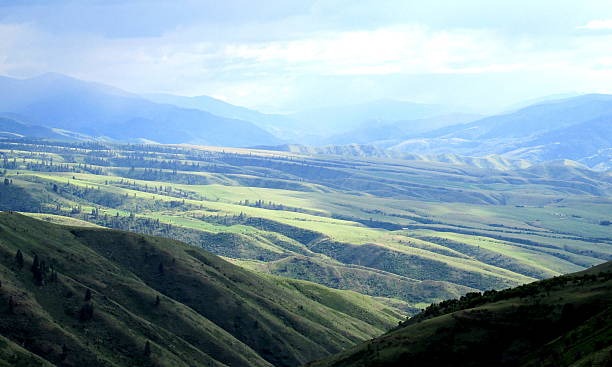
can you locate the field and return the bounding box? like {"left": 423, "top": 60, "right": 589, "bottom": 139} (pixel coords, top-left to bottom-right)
{"left": 1, "top": 138, "right": 611, "bottom": 313}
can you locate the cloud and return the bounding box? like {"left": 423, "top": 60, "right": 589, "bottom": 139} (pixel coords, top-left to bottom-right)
{"left": 221, "top": 26, "right": 509, "bottom": 76}
{"left": 577, "top": 19, "right": 612, "bottom": 30}
{"left": 2, "top": 1, "right": 612, "bottom": 111}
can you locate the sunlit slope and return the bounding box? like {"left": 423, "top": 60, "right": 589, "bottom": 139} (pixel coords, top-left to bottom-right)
{"left": 0, "top": 139, "right": 611, "bottom": 311}
{"left": 306, "top": 261, "right": 612, "bottom": 367}
{"left": 0, "top": 212, "right": 402, "bottom": 367}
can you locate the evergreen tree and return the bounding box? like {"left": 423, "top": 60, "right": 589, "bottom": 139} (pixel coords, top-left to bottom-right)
{"left": 154, "top": 295, "right": 161, "bottom": 307}
{"left": 144, "top": 340, "right": 151, "bottom": 357}
{"left": 84, "top": 289, "right": 92, "bottom": 301}
{"left": 60, "top": 344, "right": 68, "bottom": 361}
{"left": 158, "top": 262, "right": 165, "bottom": 275}
{"left": 14, "top": 249, "right": 24, "bottom": 269}
{"left": 33, "top": 267, "right": 45, "bottom": 286}
{"left": 7, "top": 296, "right": 15, "bottom": 314}
{"left": 31, "top": 254, "right": 45, "bottom": 286}
{"left": 31, "top": 253, "right": 40, "bottom": 273}
{"left": 79, "top": 303, "right": 94, "bottom": 321}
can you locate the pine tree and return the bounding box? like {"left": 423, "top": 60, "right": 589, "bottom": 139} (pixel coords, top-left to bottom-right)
{"left": 84, "top": 289, "right": 92, "bottom": 301}
{"left": 79, "top": 303, "right": 94, "bottom": 321}
{"left": 31, "top": 254, "right": 45, "bottom": 286}
{"left": 143, "top": 340, "right": 151, "bottom": 357}
{"left": 7, "top": 296, "right": 15, "bottom": 314}
{"left": 158, "top": 262, "right": 164, "bottom": 275}
{"left": 14, "top": 249, "right": 24, "bottom": 269}
{"left": 31, "top": 253, "right": 40, "bottom": 273}
{"left": 33, "top": 268, "right": 45, "bottom": 286}
{"left": 154, "top": 295, "right": 161, "bottom": 307}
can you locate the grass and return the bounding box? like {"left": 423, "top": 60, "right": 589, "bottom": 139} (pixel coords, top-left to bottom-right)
{"left": 0, "top": 139, "right": 610, "bottom": 312}
{"left": 0, "top": 212, "right": 403, "bottom": 367}
{"left": 306, "top": 261, "right": 612, "bottom": 367}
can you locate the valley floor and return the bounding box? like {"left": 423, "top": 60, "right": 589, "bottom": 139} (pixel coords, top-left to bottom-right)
{"left": 0, "top": 139, "right": 610, "bottom": 316}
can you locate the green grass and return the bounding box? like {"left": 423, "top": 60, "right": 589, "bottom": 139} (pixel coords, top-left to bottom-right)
{"left": 0, "top": 140, "right": 610, "bottom": 312}
{"left": 306, "top": 262, "right": 612, "bottom": 367}
{"left": 0, "top": 212, "right": 403, "bottom": 367}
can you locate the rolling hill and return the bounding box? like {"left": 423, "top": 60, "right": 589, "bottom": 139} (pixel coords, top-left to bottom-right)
{"left": 0, "top": 73, "right": 281, "bottom": 147}
{"left": 386, "top": 94, "right": 612, "bottom": 169}
{"left": 503, "top": 115, "right": 612, "bottom": 162}
{"left": 0, "top": 212, "right": 403, "bottom": 367}
{"left": 323, "top": 114, "right": 482, "bottom": 146}
{"left": 0, "top": 139, "right": 610, "bottom": 317}
{"left": 0, "top": 116, "right": 87, "bottom": 141}
{"left": 305, "top": 261, "right": 612, "bottom": 367}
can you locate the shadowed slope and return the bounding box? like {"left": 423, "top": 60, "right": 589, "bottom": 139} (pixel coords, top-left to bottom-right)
{"left": 306, "top": 261, "right": 612, "bottom": 367}
{"left": 0, "top": 212, "right": 402, "bottom": 367}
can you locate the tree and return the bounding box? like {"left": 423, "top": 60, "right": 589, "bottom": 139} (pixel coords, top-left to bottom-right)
{"left": 15, "top": 249, "right": 24, "bottom": 269}
{"left": 3, "top": 178, "right": 8, "bottom": 185}
{"left": 61, "top": 344, "right": 68, "bottom": 361}
{"left": 143, "top": 340, "right": 151, "bottom": 357}
{"left": 154, "top": 295, "right": 160, "bottom": 307}
{"left": 84, "top": 289, "right": 92, "bottom": 301}
{"left": 158, "top": 262, "right": 165, "bottom": 275}
{"left": 79, "top": 303, "right": 94, "bottom": 321}
{"left": 7, "top": 296, "right": 15, "bottom": 314}
{"left": 33, "top": 267, "right": 45, "bottom": 286}
{"left": 31, "top": 253, "right": 40, "bottom": 273}
{"left": 49, "top": 265, "right": 58, "bottom": 283}
{"left": 31, "top": 254, "right": 45, "bottom": 286}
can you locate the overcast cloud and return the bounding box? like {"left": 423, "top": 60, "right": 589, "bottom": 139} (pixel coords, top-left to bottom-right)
{"left": 1, "top": 0, "right": 612, "bottom": 112}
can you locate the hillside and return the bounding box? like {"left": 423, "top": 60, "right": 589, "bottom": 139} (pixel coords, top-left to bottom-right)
{"left": 427, "top": 94, "right": 612, "bottom": 140}
{"left": 0, "top": 116, "right": 83, "bottom": 141}
{"left": 0, "top": 74, "right": 281, "bottom": 147}
{"left": 385, "top": 94, "right": 612, "bottom": 168}
{"left": 142, "top": 94, "right": 300, "bottom": 141}
{"left": 263, "top": 144, "right": 533, "bottom": 170}
{"left": 323, "top": 114, "right": 481, "bottom": 146}
{"left": 504, "top": 115, "right": 612, "bottom": 162}
{"left": 287, "top": 100, "right": 449, "bottom": 136}
{"left": 0, "top": 139, "right": 610, "bottom": 315}
{"left": 306, "top": 261, "right": 612, "bottom": 367}
{"left": 0, "top": 212, "right": 403, "bottom": 367}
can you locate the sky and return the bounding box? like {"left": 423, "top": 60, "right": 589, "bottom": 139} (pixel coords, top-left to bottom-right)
{"left": 1, "top": 0, "right": 612, "bottom": 112}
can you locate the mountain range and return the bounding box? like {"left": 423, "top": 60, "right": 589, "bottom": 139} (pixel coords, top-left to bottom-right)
{"left": 0, "top": 73, "right": 281, "bottom": 147}
{"left": 352, "top": 94, "right": 612, "bottom": 170}
{"left": 143, "top": 94, "right": 457, "bottom": 143}
{"left": 0, "top": 73, "right": 610, "bottom": 171}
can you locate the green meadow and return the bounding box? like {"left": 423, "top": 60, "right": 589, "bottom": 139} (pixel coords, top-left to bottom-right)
{"left": 1, "top": 139, "right": 610, "bottom": 312}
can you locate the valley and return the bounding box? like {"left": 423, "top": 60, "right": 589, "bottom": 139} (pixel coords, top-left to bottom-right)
{"left": 2, "top": 2, "right": 612, "bottom": 366}
{"left": 0, "top": 212, "right": 403, "bottom": 367}
{"left": 0, "top": 139, "right": 610, "bottom": 316}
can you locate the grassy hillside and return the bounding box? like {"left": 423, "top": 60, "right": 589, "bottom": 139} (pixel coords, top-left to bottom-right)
{"left": 0, "top": 212, "right": 402, "bottom": 367}
{"left": 0, "top": 139, "right": 610, "bottom": 314}
{"left": 306, "top": 261, "right": 612, "bottom": 367}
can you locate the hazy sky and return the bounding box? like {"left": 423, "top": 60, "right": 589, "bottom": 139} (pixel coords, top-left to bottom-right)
{"left": 1, "top": 0, "right": 612, "bottom": 112}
